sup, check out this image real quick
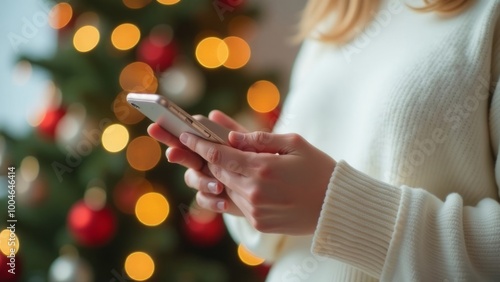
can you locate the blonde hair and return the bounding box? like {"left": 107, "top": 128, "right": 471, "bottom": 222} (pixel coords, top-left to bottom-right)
{"left": 299, "top": 0, "right": 474, "bottom": 43}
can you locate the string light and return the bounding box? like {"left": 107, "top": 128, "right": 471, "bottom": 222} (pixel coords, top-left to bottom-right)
{"left": 113, "top": 92, "right": 145, "bottom": 124}
{"left": 49, "top": 2, "right": 73, "bottom": 29}
{"left": 0, "top": 229, "right": 20, "bottom": 256}
{"left": 101, "top": 124, "right": 129, "bottom": 153}
{"left": 119, "top": 62, "right": 157, "bottom": 93}
{"left": 157, "top": 0, "right": 180, "bottom": 5}
{"left": 223, "top": 36, "right": 251, "bottom": 69}
{"left": 11, "top": 60, "right": 32, "bottom": 86}
{"left": 237, "top": 243, "right": 264, "bottom": 266}
{"left": 123, "top": 0, "right": 151, "bottom": 9}
{"left": 126, "top": 136, "right": 161, "bottom": 171}
{"left": 84, "top": 187, "right": 107, "bottom": 211}
{"left": 125, "top": 252, "right": 155, "bottom": 281}
{"left": 20, "top": 156, "right": 40, "bottom": 182}
{"left": 73, "top": 25, "right": 100, "bottom": 52}
{"left": 247, "top": 80, "right": 280, "bottom": 113}
{"left": 195, "top": 37, "right": 229, "bottom": 69}
{"left": 135, "top": 192, "right": 170, "bottom": 226}
{"left": 111, "top": 23, "right": 141, "bottom": 51}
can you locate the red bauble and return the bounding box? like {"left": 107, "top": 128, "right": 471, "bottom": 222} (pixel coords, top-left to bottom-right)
{"left": 38, "top": 107, "right": 66, "bottom": 139}
{"left": 67, "top": 201, "right": 117, "bottom": 247}
{"left": 137, "top": 36, "right": 177, "bottom": 72}
{"left": 0, "top": 253, "right": 21, "bottom": 282}
{"left": 255, "top": 264, "right": 271, "bottom": 280}
{"left": 183, "top": 213, "right": 225, "bottom": 247}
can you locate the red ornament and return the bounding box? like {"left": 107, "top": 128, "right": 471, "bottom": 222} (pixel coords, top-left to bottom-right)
{"left": 137, "top": 36, "right": 177, "bottom": 72}
{"left": 67, "top": 201, "right": 117, "bottom": 247}
{"left": 255, "top": 264, "right": 271, "bottom": 280}
{"left": 183, "top": 213, "right": 225, "bottom": 247}
{"left": 0, "top": 253, "right": 21, "bottom": 282}
{"left": 37, "top": 107, "right": 66, "bottom": 139}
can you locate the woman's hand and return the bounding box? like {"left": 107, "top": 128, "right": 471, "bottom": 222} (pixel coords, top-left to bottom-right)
{"left": 179, "top": 130, "right": 336, "bottom": 235}
{"left": 147, "top": 110, "right": 247, "bottom": 216}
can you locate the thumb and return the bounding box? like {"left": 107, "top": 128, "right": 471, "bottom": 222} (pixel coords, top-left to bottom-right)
{"left": 229, "top": 131, "right": 301, "bottom": 154}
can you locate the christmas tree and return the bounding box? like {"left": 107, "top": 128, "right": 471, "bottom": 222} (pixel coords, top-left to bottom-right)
{"left": 0, "top": 0, "right": 283, "bottom": 281}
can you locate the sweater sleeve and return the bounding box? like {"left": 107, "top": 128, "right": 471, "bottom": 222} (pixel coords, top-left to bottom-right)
{"left": 312, "top": 15, "right": 500, "bottom": 281}
{"left": 312, "top": 160, "right": 500, "bottom": 281}
{"left": 312, "top": 83, "right": 500, "bottom": 282}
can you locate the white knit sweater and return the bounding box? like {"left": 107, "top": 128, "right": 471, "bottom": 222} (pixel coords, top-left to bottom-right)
{"left": 223, "top": 0, "right": 500, "bottom": 281}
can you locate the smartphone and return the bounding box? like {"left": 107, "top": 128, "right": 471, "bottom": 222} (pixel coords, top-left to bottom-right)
{"left": 126, "top": 93, "right": 230, "bottom": 144}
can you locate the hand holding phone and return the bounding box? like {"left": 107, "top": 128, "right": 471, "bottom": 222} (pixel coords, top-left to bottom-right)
{"left": 126, "top": 93, "right": 230, "bottom": 144}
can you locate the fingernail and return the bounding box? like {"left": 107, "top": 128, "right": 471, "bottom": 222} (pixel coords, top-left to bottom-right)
{"left": 165, "top": 148, "right": 172, "bottom": 162}
{"left": 208, "top": 182, "right": 218, "bottom": 194}
{"left": 231, "top": 131, "right": 244, "bottom": 142}
{"left": 216, "top": 201, "right": 226, "bottom": 211}
{"left": 180, "top": 133, "right": 188, "bottom": 145}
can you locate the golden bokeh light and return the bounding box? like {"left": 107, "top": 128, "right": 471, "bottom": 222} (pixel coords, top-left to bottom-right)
{"left": 247, "top": 80, "right": 280, "bottom": 113}
{"left": 119, "top": 62, "right": 157, "bottom": 93}
{"left": 49, "top": 2, "right": 73, "bottom": 29}
{"left": 0, "top": 229, "right": 20, "bottom": 256}
{"left": 195, "top": 37, "right": 229, "bottom": 69}
{"left": 73, "top": 25, "right": 100, "bottom": 52}
{"left": 126, "top": 136, "right": 161, "bottom": 171}
{"left": 12, "top": 60, "right": 32, "bottom": 86}
{"left": 223, "top": 36, "right": 251, "bottom": 69}
{"left": 113, "top": 92, "right": 145, "bottom": 124}
{"left": 135, "top": 192, "right": 170, "bottom": 226}
{"left": 20, "top": 156, "right": 40, "bottom": 182}
{"left": 123, "top": 0, "right": 151, "bottom": 9}
{"left": 237, "top": 244, "right": 264, "bottom": 266}
{"left": 84, "top": 186, "right": 107, "bottom": 211}
{"left": 111, "top": 23, "right": 141, "bottom": 51}
{"left": 125, "top": 252, "right": 155, "bottom": 281}
{"left": 102, "top": 124, "right": 130, "bottom": 153}
{"left": 157, "top": 0, "right": 180, "bottom": 5}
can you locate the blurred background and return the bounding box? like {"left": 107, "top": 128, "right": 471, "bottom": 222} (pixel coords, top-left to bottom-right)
{"left": 0, "top": 0, "right": 304, "bottom": 281}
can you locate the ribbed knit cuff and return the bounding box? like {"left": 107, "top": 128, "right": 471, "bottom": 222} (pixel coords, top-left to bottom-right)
{"left": 312, "top": 160, "right": 403, "bottom": 278}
